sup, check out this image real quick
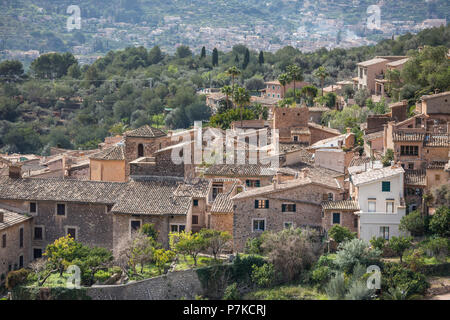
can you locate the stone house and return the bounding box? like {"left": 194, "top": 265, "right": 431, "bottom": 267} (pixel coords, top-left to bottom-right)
{"left": 90, "top": 144, "right": 127, "bottom": 182}
{"left": 0, "top": 208, "right": 32, "bottom": 283}
{"left": 231, "top": 173, "right": 344, "bottom": 252}
{"left": 321, "top": 200, "right": 360, "bottom": 236}
{"left": 263, "top": 80, "right": 309, "bottom": 99}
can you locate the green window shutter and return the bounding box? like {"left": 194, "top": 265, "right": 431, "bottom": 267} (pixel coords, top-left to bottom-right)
{"left": 382, "top": 181, "right": 391, "bottom": 192}
{"left": 255, "top": 180, "right": 260, "bottom": 187}
{"left": 265, "top": 200, "right": 269, "bottom": 208}
{"left": 282, "top": 204, "right": 286, "bottom": 212}
{"left": 255, "top": 200, "right": 258, "bottom": 208}
{"left": 293, "top": 204, "right": 296, "bottom": 212}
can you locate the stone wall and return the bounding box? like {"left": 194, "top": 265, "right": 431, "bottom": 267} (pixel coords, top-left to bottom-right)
{"left": 86, "top": 269, "right": 205, "bottom": 300}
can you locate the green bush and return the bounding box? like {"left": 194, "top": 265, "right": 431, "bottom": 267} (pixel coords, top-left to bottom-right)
{"left": 403, "top": 248, "right": 426, "bottom": 272}
{"left": 345, "top": 280, "right": 375, "bottom": 300}
{"left": 387, "top": 236, "right": 413, "bottom": 263}
{"left": 5, "top": 269, "right": 30, "bottom": 290}
{"left": 421, "top": 237, "right": 449, "bottom": 261}
{"left": 370, "top": 237, "right": 386, "bottom": 251}
{"left": 93, "top": 270, "right": 112, "bottom": 283}
{"left": 315, "top": 254, "right": 336, "bottom": 268}
{"left": 244, "top": 236, "right": 263, "bottom": 255}
{"left": 328, "top": 225, "right": 356, "bottom": 244}
{"left": 231, "top": 254, "right": 266, "bottom": 283}
{"left": 429, "top": 206, "right": 450, "bottom": 237}
{"left": 311, "top": 266, "right": 331, "bottom": 286}
{"left": 223, "top": 283, "right": 240, "bottom": 300}
{"left": 251, "top": 263, "right": 275, "bottom": 288}
{"left": 381, "top": 262, "right": 429, "bottom": 296}
{"left": 399, "top": 210, "right": 427, "bottom": 236}
{"left": 325, "top": 272, "right": 347, "bottom": 300}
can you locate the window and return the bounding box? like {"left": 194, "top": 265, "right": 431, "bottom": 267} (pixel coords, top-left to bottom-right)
{"left": 19, "top": 228, "right": 23, "bottom": 248}
{"left": 400, "top": 145, "right": 418, "bottom": 156}
{"left": 33, "top": 248, "right": 42, "bottom": 260}
{"left": 29, "top": 202, "right": 37, "bottom": 214}
{"left": 284, "top": 222, "right": 293, "bottom": 229}
{"left": 293, "top": 136, "right": 298, "bottom": 142}
{"left": 106, "top": 205, "right": 113, "bottom": 212}
{"left": 56, "top": 203, "right": 66, "bottom": 216}
{"left": 354, "top": 218, "right": 358, "bottom": 228}
{"left": 246, "top": 180, "right": 260, "bottom": 187}
{"left": 328, "top": 193, "right": 334, "bottom": 201}
{"left": 137, "top": 144, "right": 144, "bottom": 157}
{"left": 130, "top": 220, "right": 141, "bottom": 234}
{"left": 252, "top": 219, "right": 265, "bottom": 232}
{"left": 170, "top": 224, "right": 186, "bottom": 233}
{"left": 386, "top": 200, "right": 394, "bottom": 213}
{"left": 66, "top": 227, "right": 77, "bottom": 240}
{"left": 34, "top": 227, "right": 43, "bottom": 240}
{"left": 212, "top": 183, "right": 223, "bottom": 200}
{"left": 368, "top": 199, "right": 376, "bottom": 212}
{"left": 332, "top": 213, "right": 341, "bottom": 224}
{"left": 1, "top": 234, "right": 6, "bottom": 248}
{"left": 282, "top": 204, "right": 296, "bottom": 212}
{"left": 382, "top": 181, "right": 391, "bottom": 192}
{"left": 255, "top": 199, "right": 269, "bottom": 209}
{"left": 408, "top": 163, "right": 414, "bottom": 170}
{"left": 380, "top": 226, "right": 390, "bottom": 240}
{"left": 19, "top": 256, "right": 23, "bottom": 269}
{"left": 435, "top": 174, "right": 440, "bottom": 181}
{"left": 193, "top": 199, "right": 199, "bottom": 207}
{"left": 192, "top": 215, "right": 199, "bottom": 225}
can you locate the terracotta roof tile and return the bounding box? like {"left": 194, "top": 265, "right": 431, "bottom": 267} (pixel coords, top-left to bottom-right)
{"left": 322, "top": 200, "right": 359, "bottom": 211}
{"left": 0, "top": 209, "right": 32, "bottom": 231}
{"left": 124, "top": 125, "right": 166, "bottom": 138}
{"left": 90, "top": 144, "right": 125, "bottom": 160}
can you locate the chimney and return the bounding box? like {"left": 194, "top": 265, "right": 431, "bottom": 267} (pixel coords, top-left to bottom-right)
{"left": 9, "top": 164, "right": 22, "bottom": 179}
{"left": 0, "top": 210, "right": 3, "bottom": 223}
{"left": 272, "top": 178, "right": 277, "bottom": 189}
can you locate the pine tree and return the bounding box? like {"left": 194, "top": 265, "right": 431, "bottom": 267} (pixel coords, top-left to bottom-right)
{"left": 212, "top": 48, "right": 219, "bottom": 67}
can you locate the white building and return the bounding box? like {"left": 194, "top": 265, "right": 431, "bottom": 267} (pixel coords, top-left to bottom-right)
{"left": 350, "top": 165, "right": 407, "bottom": 241}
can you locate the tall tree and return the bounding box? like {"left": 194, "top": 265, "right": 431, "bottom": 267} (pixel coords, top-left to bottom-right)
{"left": 233, "top": 86, "right": 251, "bottom": 128}
{"left": 243, "top": 48, "right": 250, "bottom": 69}
{"left": 200, "top": 46, "right": 206, "bottom": 59}
{"left": 258, "top": 50, "right": 264, "bottom": 65}
{"left": 221, "top": 85, "right": 233, "bottom": 110}
{"left": 286, "top": 65, "right": 303, "bottom": 102}
{"left": 278, "top": 73, "right": 290, "bottom": 98}
{"left": 226, "top": 66, "right": 241, "bottom": 92}
{"left": 314, "top": 66, "right": 329, "bottom": 96}
{"left": 212, "top": 48, "right": 219, "bottom": 67}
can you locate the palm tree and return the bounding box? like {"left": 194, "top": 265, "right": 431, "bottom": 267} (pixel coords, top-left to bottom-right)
{"left": 286, "top": 65, "right": 303, "bottom": 103}
{"left": 233, "top": 87, "right": 251, "bottom": 128}
{"left": 226, "top": 66, "right": 241, "bottom": 91}
{"left": 221, "top": 85, "right": 233, "bottom": 110}
{"left": 278, "top": 73, "right": 290, "bottom": 98}
{"left": 314, "top": 66, "right": 329, "bottom": 97}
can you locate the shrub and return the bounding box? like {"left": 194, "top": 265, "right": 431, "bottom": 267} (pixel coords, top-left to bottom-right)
{"left": 381, "top": 262, "right": 429, "bottom": 296}
{"left": 403, "top": 249, "right": 426, "bottom": 272}
{"left": 334, "top": 239, "right": 381, "bottom": 273}
{"left": 370, "top": 237, "right": 386, "bottom": 251}
{"left": 325, "top": 272, "right": 347, "bottom": 300}
{"left": 345, "top": 280, "right": 375, "bottom": 300}
{"left": 223, "top": 283, "right": 240, "bottom": 300}
{"left": 311, "top": 266, "right": 331, "bottom": 286}
{"left": 140, "top": 223, "right": 159, "bottom": 241}
{"left": 244, "top": 236, "right": 263, "bottom": 255}
{"left": 387, "top": 236, "right": 413, "bottom": 263}
{"left": 251, "top": 263, "right": 275, "bottom": 288}
{"left": 328, "top": 225, "right": 356, "bottom": 244}
{"left": 421, "top": 237, "right": 449, "bottom": 261}
{"left": 93, "top": 270, "right": 112, "bottom": 283}
{"left": 261, "top": 228, "right": 323, "bottom": 282}
{"left": 199, "top": 229, "right": 232, "bottom": 260}
{"left": 429, "top": 206, "right": 450, "bottom": 237}
{"left": 231, "top": 254, "right": 266, "bottom": 283}
{"left": 5, "top": 269, "right": 30, "bottom": 290}
{"left": 399, "top": 210, "right": 426, "bottom": 236}
{"left": 315, "top": 254, "right": 336, "bottom": 268}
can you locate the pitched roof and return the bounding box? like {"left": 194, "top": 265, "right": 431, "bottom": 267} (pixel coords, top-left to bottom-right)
{"left": 404, "top": 170, "right": 426, "bottom": 186}
{"left": 204, "top": 164, "right": 276, "bottom": 177}
{"left": 111, "top": 178, "right": 191, "bottom": 215}
{"left": 364, "top": 130, "right": 384, "bottom": 141}
{"left": 308, "top": 122, "right": 341, "bottom": 135}
{"left": 90, "top": 144, "right": 125, "bottom": 160}
{"left": 124, "top": 125, "right": 166, "bottom": 138}
{"left": 357, "top": 58, "right": 388, "bottom": 67}
{"left": 351, "top": 166, "right": 404, "bottom": 186}
{"left": 174, "top": 179, "right": 211, "bottom": 198}
{"left": 0, "top": 209, "right": 32, "bottom": 231}
{"left": 322, "top": 200, "right": 359, "bottom": 211}
{"left": 210, "top": 192, "right": 234, "bottom": 213}
{"left": 0, "top": 176, "right": 125, "bottom": 204}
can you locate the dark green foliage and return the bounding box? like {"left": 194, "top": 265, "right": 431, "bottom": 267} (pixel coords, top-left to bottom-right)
{"left": 6, "top": 269, "right": 30, "bottom": 290}
{"left": 328, "top": 225, "right": 356, "bottom": 244}
{"left": 399, "top": 210, "right": 427, "bottom": 236}
{"left": 381, "top": 262, "right": 430, "bottom": 296}
{"left": 223, "top": 283, "right": 241, "bottom": 300}
{"left": 231, "top": 254, "right": 266, "bottom": 283}
{"left": 429, "top": 206, "right": 450, "bottom": 237}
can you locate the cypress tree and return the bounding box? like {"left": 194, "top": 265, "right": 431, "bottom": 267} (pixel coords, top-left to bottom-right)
{"left": 212, "top": 48, "right": 218, "bottom": 67}
{"left": 243, "top": 48, "right": 250, "bottom": 69}
{"left": 258, "top": 50, "right": 264, "bottom": 65}
{"left": 201, "top": 46, "right": 206, "bottom": 59}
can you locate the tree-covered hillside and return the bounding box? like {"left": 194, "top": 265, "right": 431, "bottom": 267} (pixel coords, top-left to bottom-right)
{"left": 0, "top": 25, "right": 449, "bottom": 155}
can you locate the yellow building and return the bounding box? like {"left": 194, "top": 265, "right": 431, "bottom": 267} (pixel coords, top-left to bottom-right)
{"left": 89, "top": 144, "right": 127, "bottom": 182}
